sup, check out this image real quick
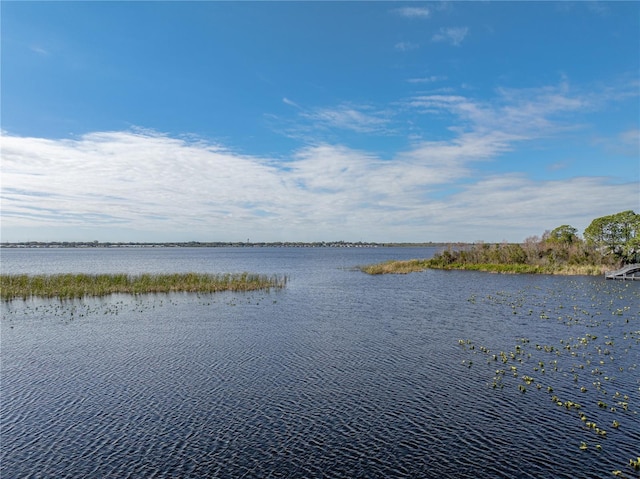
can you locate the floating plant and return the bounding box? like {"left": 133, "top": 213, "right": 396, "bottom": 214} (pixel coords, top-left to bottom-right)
{"left": 457, "top": 280, "right": 639, "bottom": 476}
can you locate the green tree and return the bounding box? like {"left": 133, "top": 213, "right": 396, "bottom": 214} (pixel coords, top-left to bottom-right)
{"left": 547, "top": 225, "right": 579, "bottom": 244}
{"left": 584, "top": 210, "right": 640, "bottom": 263}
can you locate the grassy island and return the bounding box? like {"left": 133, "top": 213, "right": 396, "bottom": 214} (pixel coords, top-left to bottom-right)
{"left": 0, "top": 273, "right": 287, "bottom": 300}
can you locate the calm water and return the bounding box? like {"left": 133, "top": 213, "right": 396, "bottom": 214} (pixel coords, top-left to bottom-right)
{"left": 1, "top": 247, "right": 639, "bottom": 478}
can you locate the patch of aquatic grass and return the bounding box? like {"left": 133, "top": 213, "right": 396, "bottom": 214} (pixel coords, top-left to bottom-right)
{"left": 359, "top": 259, "right": 432, "bottom": 275}
{"left": 547, "top": 264, "right": 608, "bottom": 276}
{"left": 360, "top": 260, "right": 545, "bottom": 275}
{"left": 429, "top": 262, "right": 546, "bottom": 274}
{"left": 360, "top": 259, "right": 608, "bottom": 276}
{"left": 0, "top": 273, "right": 287, "bottom": 300}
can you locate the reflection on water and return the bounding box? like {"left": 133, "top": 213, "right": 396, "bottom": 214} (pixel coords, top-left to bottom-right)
{"left": 1, "top": 248, "right": 638, "bottom": 478}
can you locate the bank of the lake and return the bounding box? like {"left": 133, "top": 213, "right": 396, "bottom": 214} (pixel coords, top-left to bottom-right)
{"left": 360, "top": 259, "right": 607, "bottom": 276}
{"left": 359, "top": 220, "right": 637, "bottom": 276}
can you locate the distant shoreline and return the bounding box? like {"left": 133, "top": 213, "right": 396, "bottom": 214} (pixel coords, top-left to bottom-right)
{"left": 1, "top": 241, "right": 454, "bottom": 249}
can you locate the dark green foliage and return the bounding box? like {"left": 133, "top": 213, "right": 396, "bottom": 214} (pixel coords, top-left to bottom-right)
{"left": 548, "top": 225, "right": 579, "bottom": 244}
{"left": 584, "top": 210, "right": 640, "bottom": 263}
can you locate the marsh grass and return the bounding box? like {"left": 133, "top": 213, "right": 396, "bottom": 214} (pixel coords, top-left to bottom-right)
{"left": 360, "top": 259, "right": 608, "bottom": 275}
{"left": 359, "top": 259, "right": 432, "bottom": 275}
{"left": 428, "top": 263, "right": 606, "bottom": 275}
{"left": 0, "top": 273, "right": 287, "bottom": 300}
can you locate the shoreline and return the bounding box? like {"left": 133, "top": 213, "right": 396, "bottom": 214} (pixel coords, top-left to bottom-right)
{"left": 359, "top": 259, "right": 608, "bottom": 276}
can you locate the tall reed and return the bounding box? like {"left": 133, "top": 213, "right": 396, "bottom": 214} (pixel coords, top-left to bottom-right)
{"left": 0, "top": 273, "right": 287, "bottom": 300}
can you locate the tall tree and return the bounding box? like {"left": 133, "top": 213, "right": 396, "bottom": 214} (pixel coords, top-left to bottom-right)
{"left": 547, "top": 225, "right": 579, "bottom": 244}
{"left": 584, "top": 210, "right": 640, "bottom": 263}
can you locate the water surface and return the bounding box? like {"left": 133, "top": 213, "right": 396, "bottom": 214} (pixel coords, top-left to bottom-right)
{"left": 1, "top": 248, "right": 638, "bottom": 478}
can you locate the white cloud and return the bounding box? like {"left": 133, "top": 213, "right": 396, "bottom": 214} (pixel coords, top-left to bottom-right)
{"left": 547, "top": 160, "right": 571, "bottom": 171}
{"left": 407, "top": 83, "right": 599, "bottom": 138}
{"left": 282, "top": 97, "right": 300, "bottom": 108}
{"left": 587, "top": 1, "right": 609, "bottom": 16}
{"left": 395, "top": 41, "right": 419, "bottom": 52}
{"left": 394, "top": 7, "right": 430, "bottom": 18}
{"left": 407, "top": 75, "right": 447, "bottom": 84}
{"left": 434, "top": 175, "right": 638, "bottom": 240}
{"left": 300, "top": 104, "right": 391, "bottom": 134}
{"left": 2, "top": 124, "right": 635, "bottom": 243}
{"left": 619, "top": 128, "right": 640, "bottom": 145}
{"left": 2, "top": 80, "right": 637, "bottom": 243}
{"left": 30, "top": 46, "right": 49, "bottom": 55}
{"left": 432, "top": 27, "right": 469, "bottom": 46}
{"left": 590, "top": 128, "right": 640, "bottom": 157}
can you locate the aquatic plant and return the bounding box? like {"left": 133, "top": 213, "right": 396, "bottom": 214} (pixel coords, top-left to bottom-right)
{"left": 456, "top": 281, "right": 639, "bottom": 475}
{"left": 359, "top": 259, "right": 431, "bottom": 275}
{"left": 0, "top": 273, "right": 288, "bottom": 300}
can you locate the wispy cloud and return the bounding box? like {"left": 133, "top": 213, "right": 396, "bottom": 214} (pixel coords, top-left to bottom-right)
{"left": 587, "top": 1, "right": 609, "bottom": 16}
{"left": 2, "top": 121, "right": 635, "bottom": 243}
{"left": 591, "top": 128, "right": 640, "bottom": 157}
{"left": 267, "top": 102, "right": 395, "bottom": 144}
{"left": 30, "top": 45, "right": 49, "bottom": 55}
{"left": 547, "top": 160, "right": 571, "bottom": 171}
{"left": 407, "top": 75, "right": 447, "bottom": 84}
{"left": 432, "top": 175, "right": 636, "bottom": 239}
{"left": 2, "top": 80, "right": 636, "bottom": 242}
{"left": 395, "top": 41, "right": 419, "bottom": 52}
{"left": 296, "top": 103, "right": 392, "bottom": 134}
{"left": 393, "top": 6, "right": 430, "bottom": 18}
{"left": 282, "top": 97, "right": 300, "bottom": 108}
{"left": 619, "top": 128, "right": 640, "bottom": 147}
{"left": 407, "top": 83, "right": 597, "bottom": 138}
{"left": 432, "top": 27, "right": 469, "bottom": 46}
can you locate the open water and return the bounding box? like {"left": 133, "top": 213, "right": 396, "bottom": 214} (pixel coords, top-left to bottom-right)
{"left": 1, "top": 247, "right": 638, "bottom": 478}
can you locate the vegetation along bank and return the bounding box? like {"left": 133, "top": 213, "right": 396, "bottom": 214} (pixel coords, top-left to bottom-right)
{"left": 361, "top": 211, "right": 640, "bottom": 275}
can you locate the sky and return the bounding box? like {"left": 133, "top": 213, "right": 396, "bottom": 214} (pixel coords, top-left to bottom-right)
{"left": 1, "top": 1, "right": 639, "bottom": 243}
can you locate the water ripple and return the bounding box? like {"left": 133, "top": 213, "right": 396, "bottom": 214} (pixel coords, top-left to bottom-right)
{"left": 2, "top": 252, "right": 639, "bottom": 478}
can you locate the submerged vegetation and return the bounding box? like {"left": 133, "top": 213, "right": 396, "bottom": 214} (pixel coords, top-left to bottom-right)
{"left": 361, "top": 211, "right": 639, "bottom": 275}
{"left": 0, "top": 273, "right": 287, "bottom": 300}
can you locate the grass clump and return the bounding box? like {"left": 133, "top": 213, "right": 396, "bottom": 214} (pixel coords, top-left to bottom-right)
{"left": 359, "top": 259, "right": 546, "bottom": 275}
{"left": 359, "top": 259, "right": 432, "bottom": 275}
{"left": 0, "top": 273, "right": 287, "bottom": 300}
{"left": 428, "top": 262, "right": 546, "bottom": 274}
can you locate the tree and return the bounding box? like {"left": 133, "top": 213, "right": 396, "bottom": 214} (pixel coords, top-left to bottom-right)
{"left": 584, "top": 210, "right": 640, "bottom": 263}
{"left": 547, "top": 225, "right": 579, "bottom": 244}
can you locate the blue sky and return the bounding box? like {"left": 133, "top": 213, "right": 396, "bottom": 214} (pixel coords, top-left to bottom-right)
{"left": 1, "top": 1, "right": 638, "bottom": 243}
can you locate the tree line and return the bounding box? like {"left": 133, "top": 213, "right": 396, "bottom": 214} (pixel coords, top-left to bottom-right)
{"left": 434, "top": 210, "right": 639, "bottom": 269}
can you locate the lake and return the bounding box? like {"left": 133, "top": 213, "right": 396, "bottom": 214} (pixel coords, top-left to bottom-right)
{"left": 1, "top": 247, "right": 638, "bottom": 478}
